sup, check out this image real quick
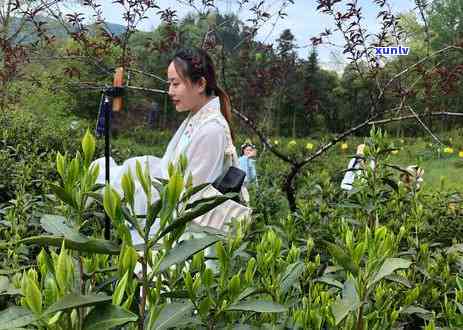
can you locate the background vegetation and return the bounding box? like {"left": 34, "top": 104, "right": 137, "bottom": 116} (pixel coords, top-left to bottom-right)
{"left": 1, "top": 0, "right": 463, "bottom": 329}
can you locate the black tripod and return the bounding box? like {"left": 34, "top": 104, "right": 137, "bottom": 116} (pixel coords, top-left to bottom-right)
{"left": 94, "top": 83, "right": 168, "bottom": 240}
{"left": 95, "top": 86, "right": 124, "bottom": 240}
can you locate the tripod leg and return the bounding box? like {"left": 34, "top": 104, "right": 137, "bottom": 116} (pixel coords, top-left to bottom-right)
{"left": 104, "top": 96, "right": 111, "bottom": 240}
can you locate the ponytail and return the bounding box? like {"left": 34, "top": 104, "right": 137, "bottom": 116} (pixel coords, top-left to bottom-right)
{"left": 215, "top": 86, "right": 234, "bottom": 141}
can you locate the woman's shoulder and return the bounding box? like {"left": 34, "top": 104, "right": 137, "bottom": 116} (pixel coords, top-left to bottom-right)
{"left": 195, "top": 118, "right": 228, "bottom": 138}
{"left": 191, "top": 115, "right": 234, "bottom": 158}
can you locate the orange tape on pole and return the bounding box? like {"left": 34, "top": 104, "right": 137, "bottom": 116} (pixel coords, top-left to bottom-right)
{"left": 112, "top": 67, "right": 124, "bottom": 112}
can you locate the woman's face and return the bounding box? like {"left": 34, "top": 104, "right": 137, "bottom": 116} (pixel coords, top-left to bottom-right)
{"left": 167, "top": 61, "right": 205, "bottom": 112}
{"left": 243, "top": 146, "right": 256, "bottom": 157}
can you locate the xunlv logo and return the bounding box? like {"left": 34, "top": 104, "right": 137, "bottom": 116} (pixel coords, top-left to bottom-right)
{"left": 375, "top": 46, "right": 410, "bottom": 56}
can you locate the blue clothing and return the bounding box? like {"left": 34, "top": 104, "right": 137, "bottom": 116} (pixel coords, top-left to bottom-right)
{"left": 239, "top": 155, "right": 257, "bottom": 184}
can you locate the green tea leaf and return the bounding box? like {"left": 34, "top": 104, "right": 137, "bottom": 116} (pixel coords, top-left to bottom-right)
{"left": 315, "top": 276, "right": 343, "bottom": 289}
{"left": 49, "top": 184, "right": 77, "bottom": 208}
{"left": 369, "top": 258, "right": 412, "bottom": 288}
{"left": 82, "top": 303, "right": 137, "bottom": 330}
{"left": 25, "top": 275, "right": 42, "bottom": 314}
{"left": 180, "top": 183, "right": 210, "bottom": 204}
{"left": 112, "top": 271, "right": 129, "bottom": 306}
{"left": 0, "top": 274, "right": 20, "bottom": 295}
{"left": 280, "top": 262, "right": 304, "bottom": 294}
{"left": 456, "top": 302, "right": 463, "bottom": 315}
{"left": 0, "top": 307, "right": 37, "bottom": 330}
{"left": 135, "top": 160, "right": 151, "bottom": 201}
{"left": 325, "top": 241, "right": 359, "bottom": 276}
{"left": 157, "top": 195, "right": 231, "bottom": 241}
{"left": 0, "top": 276, "right": 9, "bottom": 292}
{"left": 234, "top": 287, "right": 258, "bottom": 303}
{"left": 447, "top": 244, "right": 463, "bottom": 254}
{"left": 150, "top": 301, "right": 194, "bottom": 330}
{"left": 44, "top": 293, "right": 111, "bottom": 315}
{"left": 121, "top": 170, "right": 135, "bottom": 211}
{"left": 19, "top": 235, "right": 120, "bottom": 255}
{"left": 145, "top": 200, "right": 162, "bottom": 233}
{"left": 103, "top": 185, "right": 121, "bottom": 224}
{"left": 384, "top": 274, "right": 412, "bottom": 288}
{"left": 56, "top": 152, "right": 66, "bottom": 180}
{"left": 82, "top": 129, "right": 96, "bottom": 166}
{"left": 331, "top": 278, "right": 360, "bottom": 325}
{"left": 226, "top": 300, "right": 287, "bottom": 313}
{"left": 159, "top": 235, "right": 221, "bottom": 272}
{"left": 40, "top": 214, "right": 83, "bottom": 240}
{"left": 400, "top": 306, "right": 432, "bottom": 317}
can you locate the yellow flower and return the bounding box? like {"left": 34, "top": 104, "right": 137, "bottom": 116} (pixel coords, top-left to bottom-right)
{"left": 459, "top": 151, "right": 463, "bottom": 158}
{"left": 448, "top": 202, "right": 459, "bottom": 213}
{"left": 305, "top": 142, "right": 314, "bottom": 150}
{"left": 341, "top": 143, "right": 348, "bottom": 150}
{"left": 288, "top": 140, "right": 297, "bottom": 148}
{"left": 391, "top": 150, "right": 399, "bottom": 154}
{"left": 444, "top": 147, "right": 454, "bottom": 154}
{"left": 274, "top": 140, "right": 279, "bottom": 145}
{"left": 400, "top": 139, "right": 405, "bottom": 144}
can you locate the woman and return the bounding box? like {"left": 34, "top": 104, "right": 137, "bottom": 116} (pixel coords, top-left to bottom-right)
{"left": 340, "top": 144, "right": 376, "bottom": 191}
{"left": 239, "top": 143, "right": 258, "bottom": 187}
{"left": 92, "top": 47, "right": 250, "bottom": 238}
{"left": 341, "top": 144, "right": 365, "bottom": 191}
{"left": 399, "top": 165, "right": 424, "bottom": 191}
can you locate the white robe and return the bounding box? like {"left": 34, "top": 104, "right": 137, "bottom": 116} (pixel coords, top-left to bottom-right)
{"left": 91, "top": 97, "right": 250, "bottom": 239}
{"left": 340, "top": 158, "right": 375, "bottom": 191}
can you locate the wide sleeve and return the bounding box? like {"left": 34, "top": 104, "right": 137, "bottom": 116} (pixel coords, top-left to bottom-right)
{"left": 340, "top": 158, "right": 356, "bottom": 190}
{"left": 185, "top": 121, "right": 226, "bottom": 186}
{"left": 248, "top": 159, "right": 257, "bottom": 182}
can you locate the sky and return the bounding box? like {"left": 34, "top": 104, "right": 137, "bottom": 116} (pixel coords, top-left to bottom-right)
{"left": 67, "top": 0, "right": 418, "bottom": 72}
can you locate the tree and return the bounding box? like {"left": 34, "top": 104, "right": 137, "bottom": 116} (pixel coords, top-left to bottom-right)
{"left": 318, "top": 69, "right": 341, "bottom": 132}
{"left": 275, "top": 28, "right": 300, "bottom": 137}
{"left": 277, "top": 28, "right": 295, "bottom": 59}
{"left": 303, "top": 47, "right": 322, "bottom": 133}
{"left": 429, "top": 0, "right": 463, "bottom": 50}
{"left": 0, "top": 0, "right": 62, "bottom": 111}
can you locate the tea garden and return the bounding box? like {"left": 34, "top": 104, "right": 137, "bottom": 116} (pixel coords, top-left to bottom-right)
{"left": 1, "top": 109, "right": 463, "bottom": 329}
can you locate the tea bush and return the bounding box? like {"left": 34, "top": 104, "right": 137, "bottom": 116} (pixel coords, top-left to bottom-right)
{"left": 0, "top": 110, "right": 82, "bottom": 203}
{"left": 0, "top": 121, "right": 463, "bottom": 329}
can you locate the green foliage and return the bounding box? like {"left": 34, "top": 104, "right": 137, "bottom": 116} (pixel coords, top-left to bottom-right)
{"left": 1, "top": 2, "right": 463, "bottom": 327}
{"left": 1, "top": 117, "right": 463, "bottom": 329}
{"left": 10, "top": 70, "right": 77, "bottom": 123}
{"left": 0, "top": 110, "right": 80, "bottom": 203}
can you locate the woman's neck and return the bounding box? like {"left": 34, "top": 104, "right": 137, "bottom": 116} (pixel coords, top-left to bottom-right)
{"left": 191, "top": 95, "right": 214, "bottom": 114}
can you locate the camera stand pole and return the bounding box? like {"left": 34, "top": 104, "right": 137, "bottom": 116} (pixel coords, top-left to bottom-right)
{"left": 93, "top": 78, "right": 167, "bottom": 240}
{"left": 103, "top": 94, "right": 111, "bottom": 240}
{"left": 95, "top": 86, "right": 124, "bottom": 240}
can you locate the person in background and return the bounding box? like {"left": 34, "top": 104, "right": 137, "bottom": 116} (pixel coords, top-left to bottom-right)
{"left": 239, "top": 142, "right": 258, "bottom": 187}
{"left": 147, "top": 101, "right": 160, "bottom": 129}
{"left": 341, "top": 144, "right": 375, "bottom": 191}
{"left": 399, "top": 165, "right": 424, "bottom": 191}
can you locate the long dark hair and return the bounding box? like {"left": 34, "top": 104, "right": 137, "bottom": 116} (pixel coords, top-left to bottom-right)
{"left": 171, "top": 47, "right": 234, "bottom": 140}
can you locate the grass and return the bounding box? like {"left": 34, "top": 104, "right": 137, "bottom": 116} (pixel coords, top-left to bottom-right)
{"left": 107, "top": 126, "right": 463, "bottom": 194}
{"left": 386, "top": 139, "right": 463, "bottom": 193}
{"left": 414, "top": 157, "right": 463, "bottom": 192}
